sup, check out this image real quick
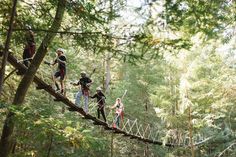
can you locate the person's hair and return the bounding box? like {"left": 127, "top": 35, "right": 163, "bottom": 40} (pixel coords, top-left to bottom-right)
{"left": 57, "top": 48, "right": 65, "bottom": 54}
{"left": 80, "top": 71, "right": 86, "bottom": 75}
{"left": 115, "top": 98, "right": 124, "bottom": 109}
{"left": 96, "top": 87, "right": 102, "bottom": 91}
{"left": 115, "top": 98, "right": 121, "bottom": 105}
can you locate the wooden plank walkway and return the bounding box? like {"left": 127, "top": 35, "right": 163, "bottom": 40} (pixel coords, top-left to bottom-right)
{"left": 0, "top": 51, "right": 181, "bottom": 147}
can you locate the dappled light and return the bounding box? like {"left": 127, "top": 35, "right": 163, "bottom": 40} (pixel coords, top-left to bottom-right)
{"left": 0, "top": 0, "right": 236, "bottom": 157}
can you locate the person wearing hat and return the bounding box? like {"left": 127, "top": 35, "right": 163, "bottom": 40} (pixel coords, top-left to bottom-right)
{"left": 50, "top": 48, "right": 67, "bottom": 95}
{"left": 72, "top": 71, "right": 92, "bottom": 113}
{"left": 90, "top": 87, "right": 107, "bottom": 122}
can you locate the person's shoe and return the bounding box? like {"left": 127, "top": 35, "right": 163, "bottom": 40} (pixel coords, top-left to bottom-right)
{"left": 60, "top": 89, "right": 65, "bottom": 95}
{"left": 55, "top": 88, "right": 60, "bottom": 93}
{"left": 112, "top": 123, "right": 117, "bottom": 129}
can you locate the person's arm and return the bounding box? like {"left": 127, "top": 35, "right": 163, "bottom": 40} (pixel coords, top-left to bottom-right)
{"left": 71, "top": 80, "right": 80, "bottom": 86}
{"left": 110, "top": 103, "right": 117, "bottom": 109}
{"left": 86, "top": 78, "right": 93, "bottom": 87}
{"left": 51, "top": 53, "right": 58, "bottom": 66}
{"left": 101, "top": 93, "right": 106, "bottom": 99}
{"left": 51, "top": 59, "right": 57, "bottom": 66}
{"left": 90, "top": 94, "right": 97, "bottom": 99}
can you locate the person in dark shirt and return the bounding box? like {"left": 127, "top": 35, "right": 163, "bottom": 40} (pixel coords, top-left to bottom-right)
{"left": 23, "top": 25, "right": 36, "bottom": 67}
{"left": 90, "top": 87, "right": 106, "bottom": 122}
{"left": 50, "top": 48, "right": 66, "bottom": 95}
{"left": 72, "top": 71, "right": 92, "bottom": 113}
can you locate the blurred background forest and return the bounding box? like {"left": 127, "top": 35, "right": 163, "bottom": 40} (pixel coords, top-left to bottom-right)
{"left": 0, "top": 0, "right": 236, "bottom": 157}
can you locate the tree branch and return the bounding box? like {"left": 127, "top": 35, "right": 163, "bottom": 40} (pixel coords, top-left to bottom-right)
{"left": 218, "top": 142, "right": 236, "bottom": 157}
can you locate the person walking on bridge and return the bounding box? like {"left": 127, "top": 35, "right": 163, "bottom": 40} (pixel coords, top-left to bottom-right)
{"left": 72, "top": 71, "right": 92, "bottom": 114}
{"left": 90, "top": 87, "right": 107, "bottom": 122}
{"left": 49, "top": 48, "right": 67, "bottom": 95}
{"left": 17, "top": 25, "right": 36, "bottom": 75}
{"left": 22, "top": 25, "right": 36, "bottom": 67}
{"left": 110, "top": 98, "right": 124, "bottom": 128}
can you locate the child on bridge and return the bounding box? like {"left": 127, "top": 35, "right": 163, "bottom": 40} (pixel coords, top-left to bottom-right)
{"left": 110, "top": 98, "right": 124, "bottom": 128}
{"left": 48, "top": 48, "right": 67, "bottom": 95}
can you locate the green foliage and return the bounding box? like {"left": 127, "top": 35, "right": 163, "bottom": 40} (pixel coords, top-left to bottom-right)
{"left": 1, "top": 0, "right": 236, "bottom": 156}
{"left": 164, "top": 0, "right": 235, "bottom": 38}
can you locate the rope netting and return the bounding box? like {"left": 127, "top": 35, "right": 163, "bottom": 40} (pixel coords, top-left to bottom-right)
{"left": 2, "top": 52, "right": 214, "bottom": 147}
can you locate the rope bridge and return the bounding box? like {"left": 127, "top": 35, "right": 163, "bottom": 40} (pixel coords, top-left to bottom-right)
{"left": 0, "top": 51, "right": 212, "bottom": 147}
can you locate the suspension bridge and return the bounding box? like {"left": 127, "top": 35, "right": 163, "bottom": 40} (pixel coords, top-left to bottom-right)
{"left": 0, "top": 51, "right": 212, "bottom": 148}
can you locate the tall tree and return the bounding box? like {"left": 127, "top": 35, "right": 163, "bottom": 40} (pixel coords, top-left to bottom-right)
{"left": 0, "top": 0, "right": 18, "bottom": 96}
{"left": 0, "top": 0, "right": 67, "bottom": 156}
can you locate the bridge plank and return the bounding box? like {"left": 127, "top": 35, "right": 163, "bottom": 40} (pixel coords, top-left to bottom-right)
{"left": 0, "top": 51, "right": 179, "bottom": 147}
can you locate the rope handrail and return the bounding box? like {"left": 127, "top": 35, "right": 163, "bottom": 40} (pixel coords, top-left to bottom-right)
{"left": 0, "top": 51, "right": 214, "bottom": 147}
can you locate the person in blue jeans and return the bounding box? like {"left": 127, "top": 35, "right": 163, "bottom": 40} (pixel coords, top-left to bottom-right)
{"left": 72, "top": 71, "right": 92, "bottom": 113}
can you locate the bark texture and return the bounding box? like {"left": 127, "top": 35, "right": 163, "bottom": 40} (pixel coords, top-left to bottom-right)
{"left": 0, "top": 1, "right": 67, "bottom": 156}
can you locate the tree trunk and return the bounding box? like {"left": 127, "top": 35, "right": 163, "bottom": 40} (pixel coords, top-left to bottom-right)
{"left": 0, "top": 1, "right": 66, "bottom": 156}
{"left": 3, "top": 69, "right": 17, "bottom": 83}
{"left": 106, "top": 0, "right": 112, "bottom": 93}
{"left": 105, "top": 52, "right": 111, "bottom": 93}
{"left": 46, "top": 134, "right": 53, "bottom": 157}
{"left": 168, "top": 68, "right": 176, "bottom": 116}
{"left": 110, "top": 133, "right": 114, "bottom": 157}
{"left": 0, "top": 0, "right": 18, "bottom": 96}
{"left": 189, "top": 105, "right": 195, "bottom": 157}
{"left": 144, "top": 102, "right": 149, "bottom": 157}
